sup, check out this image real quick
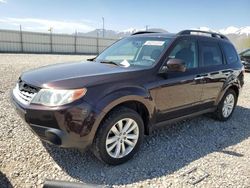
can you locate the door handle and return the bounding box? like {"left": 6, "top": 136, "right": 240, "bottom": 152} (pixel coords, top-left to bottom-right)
{"left": 194, "top": 73, "right": 208, "bottom": 81}
{"left": 194, "top": 76, "right": 204, "bottom": 80}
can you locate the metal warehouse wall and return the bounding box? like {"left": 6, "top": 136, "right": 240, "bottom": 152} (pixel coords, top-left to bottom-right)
{"left": 0, "top": 29, "right": 117, "bottom": 54}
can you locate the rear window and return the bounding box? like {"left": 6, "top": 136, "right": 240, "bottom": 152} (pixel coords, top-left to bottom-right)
{"left": 221, "top": 43, "right": 238, "bottom": 64}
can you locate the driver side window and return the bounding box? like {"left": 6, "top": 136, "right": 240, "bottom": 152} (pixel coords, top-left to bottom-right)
{"left": 168, "top": 39, "right": 198, "bottom": 69}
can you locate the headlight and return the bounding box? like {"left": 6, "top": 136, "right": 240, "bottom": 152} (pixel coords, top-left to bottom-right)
{"left": 31, "top": 88, "right": 87, "bottom": 106}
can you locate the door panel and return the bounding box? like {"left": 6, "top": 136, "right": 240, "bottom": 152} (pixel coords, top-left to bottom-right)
{"left": 153, "top": 38, "right": 203, "bottom": 122}
{"left": 198, "top": 66, "right": 226, "bottom": 103}
{"left": 155, "top": 70, "right": 204, "bottom": 122}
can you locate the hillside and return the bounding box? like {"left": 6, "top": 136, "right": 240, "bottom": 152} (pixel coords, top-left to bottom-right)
{"left": 78, "top": 26, "right": 250, "bottom": 52}
{"left": 78, "top": 28, "right": 168, "bottom": 38}
{"left": 196, "top": 26, "right": 250, "bottom": 51}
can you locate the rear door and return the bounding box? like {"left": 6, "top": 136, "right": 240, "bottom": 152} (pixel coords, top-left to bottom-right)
{"left": 198, "top": 40, "right": 227, "bottom": 106}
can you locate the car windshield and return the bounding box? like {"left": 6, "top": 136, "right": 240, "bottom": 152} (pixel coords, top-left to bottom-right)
{"left": 95, "top": 36, "right": 172, "bottom": 67}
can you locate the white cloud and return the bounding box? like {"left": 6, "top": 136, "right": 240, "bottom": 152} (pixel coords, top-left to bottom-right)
{"left": 0, "top": 17, "right": 95, "bottom": 33}
{"left": 0, "top": 0, "right": 7, "bottom": 3}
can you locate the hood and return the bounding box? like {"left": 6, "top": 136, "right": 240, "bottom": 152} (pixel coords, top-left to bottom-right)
{"left": 21, "top": 61, "right": 144, "bottom": 89}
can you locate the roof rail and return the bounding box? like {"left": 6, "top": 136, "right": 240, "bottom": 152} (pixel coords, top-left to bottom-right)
{"left": 178, "top": 30, "right": 229, "bottom": 40}
{"left": 131, "top": 31, "right": 160, "bottom": 35}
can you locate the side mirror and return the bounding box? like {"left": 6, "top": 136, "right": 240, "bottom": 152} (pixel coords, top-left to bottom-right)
{"left": 161, "top": 58, "right": 186, "bottom": 73}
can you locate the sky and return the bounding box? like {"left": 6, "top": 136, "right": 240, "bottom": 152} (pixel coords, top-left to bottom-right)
{"left": 0, "top": 0, "right": 249, "bottom": 33}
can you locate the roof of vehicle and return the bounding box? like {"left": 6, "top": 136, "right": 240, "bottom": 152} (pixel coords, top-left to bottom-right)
{"left": 130, "top": 30, "right": 230, "bottom": 42}
{"left": 130, "top": 32, "right": 176, "bottom": 38}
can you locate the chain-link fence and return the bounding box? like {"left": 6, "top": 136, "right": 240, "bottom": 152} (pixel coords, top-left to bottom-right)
{"left": 0, "top": 29, "right": 118, "bottom": 55}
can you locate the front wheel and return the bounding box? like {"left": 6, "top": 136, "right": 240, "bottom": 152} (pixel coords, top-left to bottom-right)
{"left": 92, "top": 107, "right": 144, "bottom": 165}
{"left": 214, "top": 89, "right": 237, "bottom": 121}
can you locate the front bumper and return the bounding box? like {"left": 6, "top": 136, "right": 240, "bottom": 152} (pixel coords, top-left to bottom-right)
{"left": 11, "top": 92, "right": 104, "bottom": 149}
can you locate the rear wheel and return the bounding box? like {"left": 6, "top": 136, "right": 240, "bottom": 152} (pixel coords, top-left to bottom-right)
{"left": 214, "top": 89, "right": 237, "bottom": 121}
{"left": 92, "top": 107, "right": 144, "bottom": 165}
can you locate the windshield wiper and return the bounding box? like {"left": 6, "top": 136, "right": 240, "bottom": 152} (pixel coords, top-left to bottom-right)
{"left": 87, "top": 57, "right": 96, "bottom": 61}
{"left": 99, "top": 60, "right": 120, "bottom": 66}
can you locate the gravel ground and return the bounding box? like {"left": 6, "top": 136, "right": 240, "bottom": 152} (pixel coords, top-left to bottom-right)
{"left": 0, "top": 54, "right": 250, "bottom": 188}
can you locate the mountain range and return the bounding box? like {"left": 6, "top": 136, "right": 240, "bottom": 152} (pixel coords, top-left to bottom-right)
{"left": 194, "top": 27, "right": 250, "bottom": 51}
{"left": 78, "top": 28, "right": 168, "bottom": 38}
{"left": 196, "top": 26, "right": 250, "bottom": 36}
{"left": 78, "top": 26, "right": 250, "bottom": 51}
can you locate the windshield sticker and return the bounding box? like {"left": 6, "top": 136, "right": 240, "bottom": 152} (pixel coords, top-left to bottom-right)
{"left": 120, "top": 59, "right": 130, "bottom": 67}
{"left": 144, "top": 41, "right": 165, "bottom": 46}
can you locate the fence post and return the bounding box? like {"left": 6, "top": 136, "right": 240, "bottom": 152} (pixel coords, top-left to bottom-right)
{"left": 74, "top": 30, "right": 77, "bottom": 54}
{"left": 50, "top": 32, "right": 53, "bottom": 53}
{"left": 96, "top": 31, "right": 99, "bottom": 55}
{"left": 49, "top": 28, "right": 53, "bottom": 53}
{"left": 19, "top": 25, "right": 23, "bottom": 52}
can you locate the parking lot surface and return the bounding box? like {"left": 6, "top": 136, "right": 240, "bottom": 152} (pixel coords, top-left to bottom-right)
{"left": 0, "top": 54, "right": 249, "bottom": 188}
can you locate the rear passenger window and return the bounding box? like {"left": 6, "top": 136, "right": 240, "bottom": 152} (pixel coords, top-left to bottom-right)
{"left": 221, "top": 43, "right": 238, "bottom": 64}
{"left": 200, "top": 42, "right": 223, "bottom": 67}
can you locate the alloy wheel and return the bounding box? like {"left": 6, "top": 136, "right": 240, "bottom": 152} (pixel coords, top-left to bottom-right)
{"left": 222, "top": 93, "right": 235, "bottom": 118}
{"left": 105, "top": 118, "right": 139, "bottom": 158}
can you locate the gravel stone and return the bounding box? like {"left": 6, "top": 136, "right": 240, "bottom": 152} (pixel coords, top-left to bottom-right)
{"left": 0, "top": 54, "right": 250, "bottom": 188}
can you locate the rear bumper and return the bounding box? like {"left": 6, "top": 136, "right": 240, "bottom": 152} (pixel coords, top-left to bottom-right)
{"left": 11, "top": 92, "right": 104, "bottom": 149}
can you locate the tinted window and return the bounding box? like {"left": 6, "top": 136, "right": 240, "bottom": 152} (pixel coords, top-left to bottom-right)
{"left": 222, "top": 43, "right": 238, "bottom": 64}
{"left": 200, "top": 42, "right": 223, "bottom": 67}
{"left": 169, "top": 39, "right": 198, "bottom": 69}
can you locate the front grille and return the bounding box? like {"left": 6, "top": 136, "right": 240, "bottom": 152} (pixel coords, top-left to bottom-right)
{"left": 13, "top": 80, "right": 39, "bottom": 105}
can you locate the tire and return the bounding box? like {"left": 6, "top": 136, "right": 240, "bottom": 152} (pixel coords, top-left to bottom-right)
{"left": 214, "top": 89, "right": 237, "bottom": 121}
{"left": 92, "top": 107, "right": 144, "bottom": 165}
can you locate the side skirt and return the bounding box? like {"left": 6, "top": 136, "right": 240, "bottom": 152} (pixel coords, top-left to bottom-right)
{"left": 152, "top": 107, "right": 216, "bottom": 130}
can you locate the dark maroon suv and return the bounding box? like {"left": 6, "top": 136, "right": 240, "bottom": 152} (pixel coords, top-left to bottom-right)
{"left": 11, "top": 30, "right": 244, "bottom": 165}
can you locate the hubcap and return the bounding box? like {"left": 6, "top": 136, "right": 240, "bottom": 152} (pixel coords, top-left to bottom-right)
{"left": 105, "top": 118, "right": 139, "bottom": 158}
{"left": 222, "top": 93, "right": 235, "bottom": 118}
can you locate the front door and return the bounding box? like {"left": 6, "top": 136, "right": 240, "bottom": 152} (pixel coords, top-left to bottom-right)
{"left": 154, "top": 38, "right": 204, "bottom": 122}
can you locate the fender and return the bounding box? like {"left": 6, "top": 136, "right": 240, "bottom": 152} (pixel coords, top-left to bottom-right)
{"left": 215, "top": 73, "right": 241, "bottom": 105}
{"left": 87, "top": 86, "right": 156, "bottom": 143}
{"left": 95, "top": 86, "right": 155, "bottom": 114}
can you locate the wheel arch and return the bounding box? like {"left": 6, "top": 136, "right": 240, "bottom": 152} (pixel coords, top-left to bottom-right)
{"left": 90, "top": 87, "right": 156, "bottom": 145}
{"left": 215, "top": 83, "right": 240, "bottom": 105}
{"left": 100, "top": 100, "right": 152, "bottom": 135}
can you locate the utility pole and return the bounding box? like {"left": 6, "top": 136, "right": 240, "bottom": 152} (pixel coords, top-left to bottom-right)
{"left": 48, "top": 27, "right": 53, "bottom": 53}
{"left": 19, "top": 25, "right": 23, "bottom": 52}
{"left": 102, "top": 17, "right": 105, "bottom": 38}
{"left": 97, "top": 29, "right": 99, "bottom": 54}
{"left": 74, "top": 30, "right": 77, "bottom": 54}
